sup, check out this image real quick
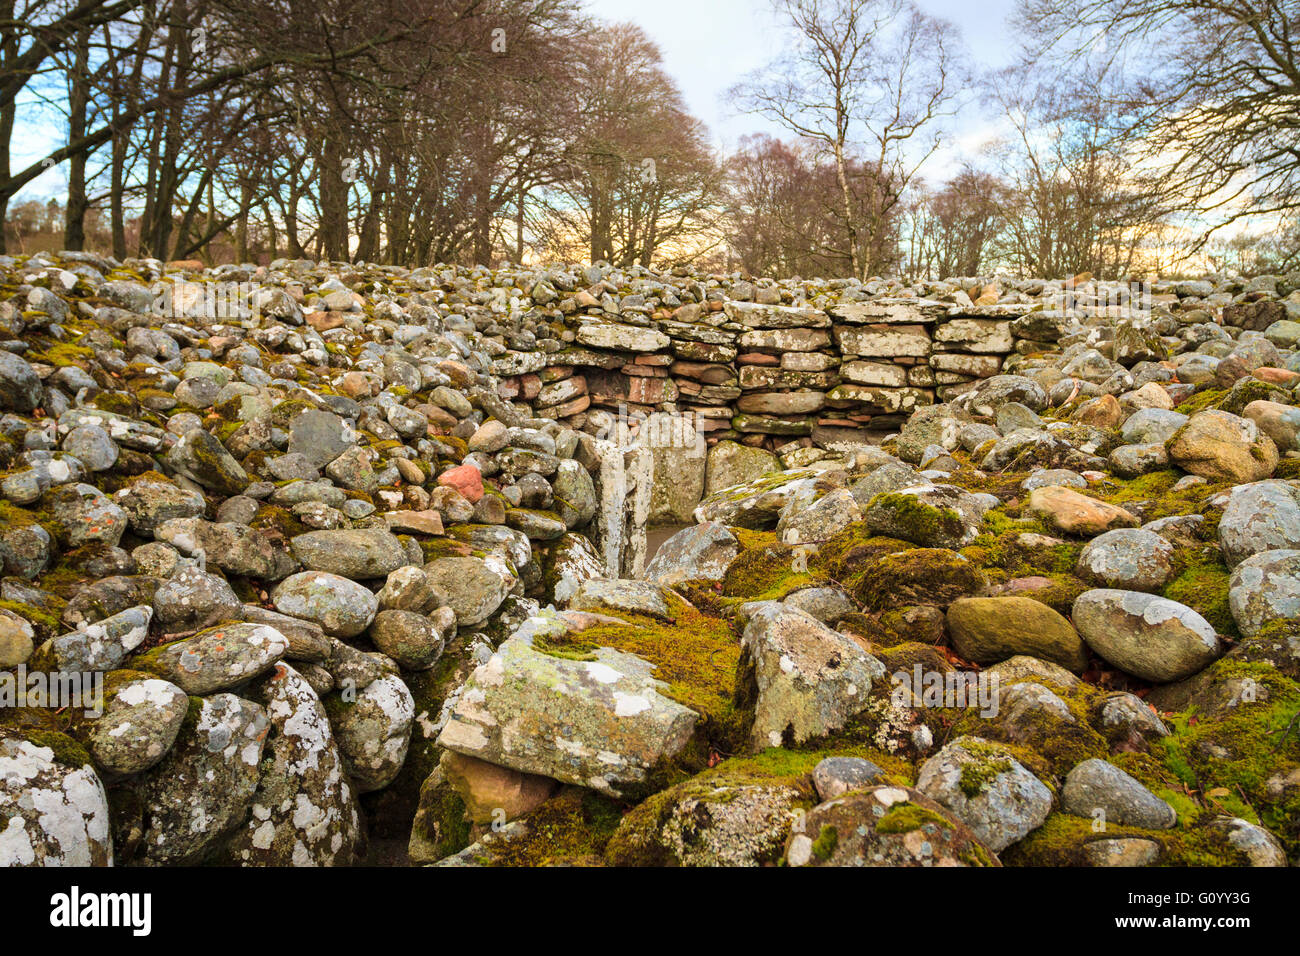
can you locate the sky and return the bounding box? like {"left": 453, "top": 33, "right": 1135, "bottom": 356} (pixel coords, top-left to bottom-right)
{"left": 13, "top": 0, "right": 1023, "bottom": 204}
{"left": 585, "top": 0, "right": 1023, "bottom": 173}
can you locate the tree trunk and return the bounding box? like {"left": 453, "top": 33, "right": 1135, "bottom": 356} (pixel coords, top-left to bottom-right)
{"left": 832, "top": 140, "right": 860, "bottom": 280}
{"left": 63, "top": 27, "right": 92, "bottom": 251}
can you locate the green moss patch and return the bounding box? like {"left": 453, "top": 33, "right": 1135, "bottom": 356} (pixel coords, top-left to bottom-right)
{"left": 533, "top": 595, "right": 746, "bottom": 754}
{"left": 876, "top": 802, "right": 954, "bottom": 834}
{"left": 488, "top": 788, "right": 625, "bottom": 867}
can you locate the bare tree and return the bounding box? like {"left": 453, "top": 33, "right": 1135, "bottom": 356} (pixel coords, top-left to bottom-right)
{"left": 730, "top": 0, "right": 959, "bottom": 279}
{"left": 904, "top": 166, "right": 1008, "bottom": 278}
{"left": 726, "top": 132, "right": 903, "bottom": 276}
{"left": 1017, "top": 0, "right": 1300, "bottom": 246}
{"left": 986, "top": 64, "right": 1173, "bottom": 278}
{"left": 532, "top": 23, "right": 725, "bottom": 268}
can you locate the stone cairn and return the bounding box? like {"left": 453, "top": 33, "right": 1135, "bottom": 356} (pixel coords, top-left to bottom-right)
{"left": 1, "top": 253, "right": 1298, "bottom": 868}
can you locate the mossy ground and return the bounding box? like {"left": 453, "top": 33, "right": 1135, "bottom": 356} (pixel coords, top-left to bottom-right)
{"left": 1155, "top": 661, "right": 1300, "bottom": 854}
{"left": 485, "top": 788, "right": 625, "bottom": 866}
{"left": 876, "top": 802, "right": 954, "bottom": 834}
{"left": 1002, "top": 812, "right": 1254, "bottom": 867}
{"left": 719, "top": 542, "right": 813, "bottom": 601}
{"left": 1173, "top": 387, "right": 1228, "bottom": 416}
{"left": 1162, "top": 549, "right": 1238, "bottom": 638}
{"left": 864, "top": 491, "right": 965, "bottom": 545}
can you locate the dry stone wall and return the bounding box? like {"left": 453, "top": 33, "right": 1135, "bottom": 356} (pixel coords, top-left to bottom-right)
{"left": 498, "top": 289, "right": 1045, "bottom": 451}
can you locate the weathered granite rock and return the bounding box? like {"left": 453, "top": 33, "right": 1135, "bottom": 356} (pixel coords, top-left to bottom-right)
{"left": 326, "top": 673, "right": 414, "bottom": 793}
{"left": 785, "top": 784, "right": 998, "bottom": 867}
{"left": 0, "top": 730, "right": 112, "bottom": 866}
{"left": 1218, "top": 480, "right": 1300, "bottom": 567}
{"left": 87, "top": 676, "right": 188, "bottom": 774}
{"left": 30, "top": 605, "right": 152, "bottom": 673}
{"left": 1061, "top": 759, "right": 1176, "bottom": 829}
{"left": 271, "top": 571, "right": 379, "bottom": 638}
{"left": 139, "top": 693, "right": 270, "bottom": 864}
{"left": 916, "top": 737, "right": 1053, "bottom": 852}
{"left": 569, "top": 578, "right": 674, "bottom": 621}
{"left": 437, "top": 627, "right": 698, "bottom": 798}
{"left": 738, "top": 602, "right": 885, "bottom": 751}
{"left": 290, "top": 528, "right": 409, "bottom": 578}
{"left": 1072, "top": 589, "right": 1221, "bottom": 682}
{"left": 142, "top": 622, "right": 290, "bottom": 694}
{"left": 643, "top": 522, "right": 740, "bottom": 586}
{"left": 946, "top": 597, "right": 1088, "bottom": 671}
{"left": 1228, "top": 549, "right": 1300, "bottom": 638}
{"left": 1166, "top": 410, "right": 1278, "bottom": 483}
{"left": 1076, "top": 528, "right": 1177, "bottom": 592}
{"left": 217, "top": 663, "right": 361, "bottom": 865}
{"left": 1025, "top": 486, "right": 1138, "bottom": 536}
{"left": 422, "top": 556, "right": 516, "bottom": 627}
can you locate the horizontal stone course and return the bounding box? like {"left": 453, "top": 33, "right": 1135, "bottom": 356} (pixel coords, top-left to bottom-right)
{"left": 497, "top": 294, "right": 1023, "bottom": 447}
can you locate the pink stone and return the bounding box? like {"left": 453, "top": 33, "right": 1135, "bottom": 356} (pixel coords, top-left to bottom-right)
{"left": 1254, "top": 366, "right": 1300, "bottom": 387}
{"left": 438, "top": 464, "right": 484, "bottom": 503}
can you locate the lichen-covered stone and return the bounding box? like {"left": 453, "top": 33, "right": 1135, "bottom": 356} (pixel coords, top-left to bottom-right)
{"left": 915, "top": 737, "right": 1052, "bottom": 852}
{"left": 325, "top": 673, "right": 414, "bottom": 793}
{"left": 608, "top": 776, "right": 806, "bottom": 866}
{"left": 569, "top": 578, "right": 674, "bottom": 621}
{"left": 1166, "top": 409, "right": 1278, "bottom": 483}
{"left": 139, "top": 693, "right": 269, "bottom": 864}
{"left": 1076, "top": 528, "right": 1177, "bottom": 592}
{"left": 737, "top": 602, "right": 885, "bottom": 751}
{"left": 87, "top": 676, "right": 188, "bottom": 774}
{"left": 30, "top": 605, "right": 152, "bottom": 673}
{"left": 290, "top": 528, "right": 409, "bottom": 579}
{"left": 643, "top": 522, "right": 739, "bottom": 587}
{"left": 271, "top": 571, "right": 379, "bottom": 638}
{"left": 785, "top": 784, "right": 998, "bottom": 867}
{"left": 422, "top": 556, "right": 515, "bottom": 627}
{"left": 141, "top": 622, "right": 289, "bottom": 694}
{"left": 151, "top": 565, "right": 242, "bottom": 632}
{"left": 0, "top": 730, "right": 111, "bottom": 866}
{"left": 217, "top": 664, "right": 361, "bottom": 865}
{"left": 437, "top": 631, "right": 698, "bottom": 799}
{"left": 1061, "top": 758, "right": 1176, "bottom": 829}
{"left": 1228, "top": 549, "right": 1300, "bottom": 638}
{"left": 1072, "top": 589, "right": 1221, "bottom": 682}
{"left": 1218, "top": 480, "right": 1300, "bottom": 567}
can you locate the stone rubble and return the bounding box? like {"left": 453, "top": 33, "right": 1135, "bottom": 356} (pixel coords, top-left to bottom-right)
{"left": 0, "top": 254, "right": 1297, "bottom": 867}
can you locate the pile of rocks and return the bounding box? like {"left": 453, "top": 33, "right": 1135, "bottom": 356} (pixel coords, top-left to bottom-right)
{"left": 0, "top": 252, "right": 628, "bottom": 865}
{"left": 1, "top": 252, "right": 1299, "bottom": 868}
{"left": 422, "top": 265, "right": 1300, "bottom": 867}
